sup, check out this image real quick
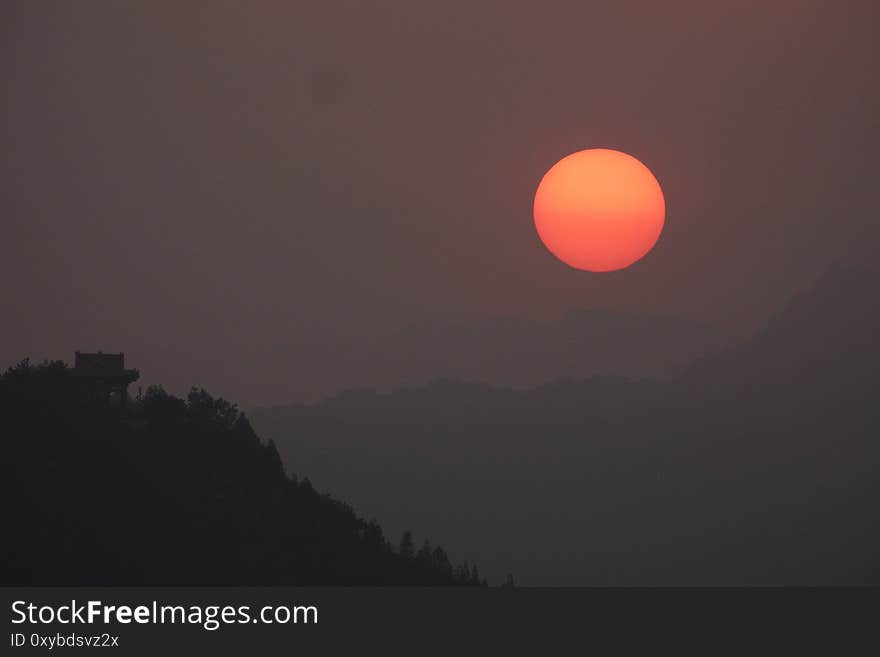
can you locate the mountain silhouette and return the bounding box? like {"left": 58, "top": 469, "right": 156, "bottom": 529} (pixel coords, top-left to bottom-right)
{"left": 238, "top": 309, "right": 729, "bottom": 405}
{"left": 686, "top": 264, "right": 879, "bottom": 386}
{"left": 0, "top": 367, "right": 482, "bottom": 585}
{"left": 251, "top": 266, "right": 880, "bottom": 585}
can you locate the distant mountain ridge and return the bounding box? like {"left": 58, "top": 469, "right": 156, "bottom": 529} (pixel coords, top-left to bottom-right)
{"left": 251, "top": 266, "right": 880, "bottom": 585}
{"left": 258, "top": 308, "right": 729, "bottom": 404}
{"left": 685, "top": 264, "right": 879, "bottom": 386}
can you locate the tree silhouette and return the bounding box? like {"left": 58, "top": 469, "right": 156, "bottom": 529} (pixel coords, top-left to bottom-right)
{"left": 416, "top": 540, "right": 432, "bottom": 568}
{"left": 398, "top": 531, "right": 415, "bottom": 561}
{"left": 0, "top": 360, "right": 480, "bottom": 586}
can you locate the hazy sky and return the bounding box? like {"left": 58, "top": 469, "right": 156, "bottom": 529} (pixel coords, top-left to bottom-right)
{"left": 2, "top": 1, "right": 878, "bottom": 403}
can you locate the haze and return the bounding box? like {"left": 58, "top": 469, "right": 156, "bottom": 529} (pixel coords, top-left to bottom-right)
{"left": 2, "top": 1, "right": 878, "bottom": 405}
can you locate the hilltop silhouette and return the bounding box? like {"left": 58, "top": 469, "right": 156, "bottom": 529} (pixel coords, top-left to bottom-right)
{"left": 0, "top": 367, "right": 483, "bottom": 585}
{"left": 251, "top": 266, "right": 880, "bottom": 585}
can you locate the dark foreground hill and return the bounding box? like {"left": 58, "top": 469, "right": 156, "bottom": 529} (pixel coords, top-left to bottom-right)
{"left": 252, "top": 266, "right": 880, "bottom": 585}
{"left": 0, "top": 367, "right": 481, "bottom": 585}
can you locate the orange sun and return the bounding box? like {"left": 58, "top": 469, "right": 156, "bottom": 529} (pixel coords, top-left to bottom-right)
{"left": 533, "top": 149, "right": 665, "bottom": 272}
